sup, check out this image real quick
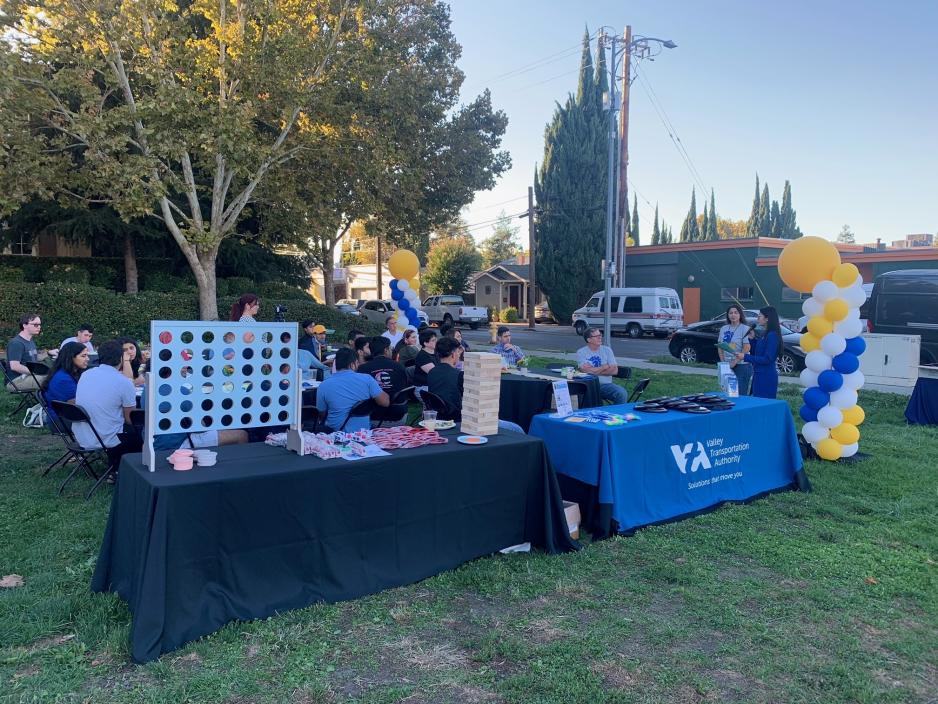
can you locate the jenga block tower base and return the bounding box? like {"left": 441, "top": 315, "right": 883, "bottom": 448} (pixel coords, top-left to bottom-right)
{"left": 460, "top": 352, "right": 502, "bottom": 436}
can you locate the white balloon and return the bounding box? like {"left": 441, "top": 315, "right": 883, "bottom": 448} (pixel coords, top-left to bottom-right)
{"left": 800, "top": 368, "right": 819, "bottom": 388}
{"left": 813, "top": 280, "right": 839, "bottom": 303}
{"left": 841, "top": 283, "right": 867, "bottom": 308}
{"left": 802, "top": 297, "right": 824, "bottom": 318}
{"left": 801, "top": 421, "right": 829, "bottom": 444}
{"left": 797, "top": 316, "right": 810, "bottom": 332}
{"left": 834, "top": 316, "right": 864, "bottom": 339}
{"left": 841, "top": 370, "right": 865, "bottom": 390}
{"left": 820, "top": 332, "right": 847, "bottom": 357}
{"left": 406, "top": 290, "right": 419, "bottom": 302}
{"left": 817, "top": 404, "right": 844, "bottom": 429}
{"left": 396, "top": 280, "right": 409, "bottom": 291}
{"left": 829, "top": 387, "right": 858, "bottom": 410}
{"left": 840, "top": 442, "right": 859, "bottom": 458}
{"left": 805, "top": 350, "right": 833, "bottom": 373}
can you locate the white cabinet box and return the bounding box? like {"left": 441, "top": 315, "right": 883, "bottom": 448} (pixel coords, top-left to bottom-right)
{"left": 860, "top": 334, "right": 920, "bottom": 386}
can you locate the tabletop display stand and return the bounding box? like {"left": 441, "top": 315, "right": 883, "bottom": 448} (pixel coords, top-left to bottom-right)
{"left": 461, "top": 352, "right": 502, "bottom": 436}
{"left": 142, "top": 321, "right": 305, "bottom": 469}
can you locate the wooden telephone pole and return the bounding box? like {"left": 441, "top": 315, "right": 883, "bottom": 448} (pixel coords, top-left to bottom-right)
{"left": 525, "top": 186, "right": 537, "bottom": 329}
{"left": 616, "top": 25, "right": 632, "bottom": 284}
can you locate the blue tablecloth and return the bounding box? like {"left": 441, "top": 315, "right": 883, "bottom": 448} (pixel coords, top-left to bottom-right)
{"left": 529, "top": 396, "right": 807, "bottom": 534}
{"left": 905, "top": 377, "right": 938, "bottom": 425}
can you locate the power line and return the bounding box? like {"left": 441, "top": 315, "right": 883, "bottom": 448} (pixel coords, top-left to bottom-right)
{"left": 483, "top": 36, "right": 594, "bottom": 85}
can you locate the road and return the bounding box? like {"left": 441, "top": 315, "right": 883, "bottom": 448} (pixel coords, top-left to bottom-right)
{"left": 456, "top": 323, "right": 671, "bottom": 361}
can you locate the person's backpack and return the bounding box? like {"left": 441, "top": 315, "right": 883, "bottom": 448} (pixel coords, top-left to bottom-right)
{"left": 23, "top": 403, "right": 47, "bottom": 429}
{"left": 797, "top": 433, "right": 818, "bottom": 461}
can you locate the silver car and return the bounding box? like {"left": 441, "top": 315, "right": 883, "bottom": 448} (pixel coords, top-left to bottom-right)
{"left": 358, "top": 299, "right": 428, "bottom": 327}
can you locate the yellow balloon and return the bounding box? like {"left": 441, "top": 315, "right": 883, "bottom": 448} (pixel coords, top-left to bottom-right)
{"left": 824, "top": 298, "right": 849, "bottom": 322}
{"left": 830, "top": 422, "right": 860, "bottom": 445}
{"left": 841, "top": 405, "right": 865, "bottom": 426}
{"left": 777, "top": 236, "right": 842, "bottom": 293}
{"left": 800, "top": 333, "right": 821, "bottom": 352}
{"left": 408, "top": 278, "right": 419, "bottom": 291}
{"left": 816, "top": 438, "right": 843, "bottom": 461}
{"left": 808, "top": 315, "right": 834, "bottom": 337}
{"left": 832, "top": 262, "right": 860, "bottom": 288}
{"left": 388, "top": 249, "right": 419, "bottom": 280}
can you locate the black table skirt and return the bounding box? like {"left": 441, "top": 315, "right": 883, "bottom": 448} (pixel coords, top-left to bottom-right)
{"left": 905, "top": 377, "right": 938, "bottom": 425}
{"left": 499, "top": 372, "right": 602, "bottom": 432}
{"left": 91, "top": 431, "right": 576, "bottom": 663}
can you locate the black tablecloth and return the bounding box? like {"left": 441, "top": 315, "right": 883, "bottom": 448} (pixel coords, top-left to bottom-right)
{"left": 905, "top": 377, "right": 938, "bottom": 425}
{"left": 91, "top": 431, "right": 576, "bottom": 663}
{"left": 499, "top": 372, "right": 602, "bottom": 432}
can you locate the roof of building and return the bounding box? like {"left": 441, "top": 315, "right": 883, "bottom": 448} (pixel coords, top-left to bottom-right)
{"left": 472, "top": 263, "right": 529, "bottom": 283}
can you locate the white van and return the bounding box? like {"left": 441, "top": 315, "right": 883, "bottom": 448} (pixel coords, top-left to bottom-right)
{"left": 571, "top": 287, "right": 683, "bottom": 338}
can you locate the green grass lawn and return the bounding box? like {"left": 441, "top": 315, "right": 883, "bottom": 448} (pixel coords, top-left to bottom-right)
{"left": 1, "top": 366, "right": 936, "bottom": 703}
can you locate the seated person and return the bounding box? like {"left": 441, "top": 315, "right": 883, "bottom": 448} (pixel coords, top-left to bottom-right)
{"left": 60, "top": 324, "right": 96, "bottom": 354}
{"left": 298, "top": 320, "right": 331, "bottom": 362}
{"left": 316, "top": 347, "right": 389, "bottom": 432}
{"left": 576, "top": 327, "right": 628, "bottom": 404}
{"left": 412, "top": 328, "right": 438, "bottom": 388}
{"left": 427, "top": 337, "right": 463, "bottom": 420}
{"left": 491, "top": 326, "right": 525, "bottom": 367}
{"left": 444, "top": 328, "right": 467, "bottom": 370}
{"left": 298, "top": 349, "right": 330, "bottom": 381}
{"left": 358, "top": 336, "right": 407, "bottom": 398}
{"left": 41, "top": 341, "right": 90, "bottom": 428}
{"left": 353, "top": 335, "right": 371, "bottom": 365}
{"left": 332, "top": 329, "right": 365, "bottom": 372}
{"left": 72, "top": 340, "right": 143, "bottom": 470}
{"left": 116, "top": 336, "right": 146, "bottom": 386}
{"left": 5, "top": 313, "right": 49, "bottom": 391}
{"left": 382, "top": 316, "right": 404, "bottom": 348}
{"left": 393, "top": 328, "right": 420, "bottom": 365}
{"left": 139, "top": 382, "right": 249, "bottom": 451}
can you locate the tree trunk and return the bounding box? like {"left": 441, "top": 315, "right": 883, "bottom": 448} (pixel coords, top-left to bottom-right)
{"left": 195, "top": 250, "right": 219, "bottom": 320}
{"left": 123, "top": 231, "right": 139, "bottom": 294}
{"left": 322, "top": 263, "right": 335, "bottom": 306}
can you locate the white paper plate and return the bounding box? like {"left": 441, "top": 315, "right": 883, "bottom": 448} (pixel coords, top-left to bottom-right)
{"left": 419, "top": 420, "right": 455, "bottom": 430}
{"left": 457, "top": 435, "right": 488, "bottom": 445}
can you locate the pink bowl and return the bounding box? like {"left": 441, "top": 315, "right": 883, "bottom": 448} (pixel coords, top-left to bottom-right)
{"left": 170, "top": 458, "right": 193, "bottom": 471}
{"left": 170, "top": 449, "right": 194, "bottom": 458}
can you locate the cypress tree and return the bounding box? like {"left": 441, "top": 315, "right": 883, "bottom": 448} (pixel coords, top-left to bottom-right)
{"left": 631, "top": 194, "right": 639, "bottom": 246}
{"left": 746, "top": 174, "right": 761, "bottom": 236}
{"left": 575, "top": 29, "right": 593, "bottom": 106}
{"left": 707, "top": 189, "right": 719, "bottom": 240}
{"left": 758, "top": 183, "right": 771, "bottom": 236}
{"left": 770, "top": 200, "right": 782, "bottom": 237}
{"left": 700, "top": 201, "right": 709, "bottom": 243}
{"left": 652, "top": 204, "right": 661, "bottom": 245}
{"left": 779, "top": 180, "right": 801, "bottom": 239}
{"left": 623, "top": 196, "right": 631, "bottom": 246}
{"left": 679, "top": 188, "right": 698, "bottom": 242}
{"left": 534, "top": 31, "right": 606, "bottom": 324}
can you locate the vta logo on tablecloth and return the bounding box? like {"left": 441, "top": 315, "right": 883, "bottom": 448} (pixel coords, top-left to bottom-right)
{"left": 670, "top": 442, "right": 712, "bottom": 474}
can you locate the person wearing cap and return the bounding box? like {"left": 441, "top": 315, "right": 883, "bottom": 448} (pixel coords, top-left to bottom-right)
{"left": 299, "top": 320, "right": 330, "bottom": 361}
{"left": 381, "top": 315, "right": 404, "bottom": 348}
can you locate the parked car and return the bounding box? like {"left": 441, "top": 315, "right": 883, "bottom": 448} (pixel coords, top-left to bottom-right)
{"left": 336, "top": 298, "right": 365, "bottom": 309}
{"left": 668, "top": 320, "right": 804, "bottom": 375}
{"left": 534, "top": 301, "right": 555, "bottom": 324}
{"left": 421, "top": 295, "right": 487, "bottom": 329}
{"left": 866, "top": 269, "right": 938, "bottom": 365}
{"left": 571, "top": 287, "right": 683, "bottom": 338}
{"left": 358, "top": 299, "right": 429, "bottom": 327}
{"left": 334, "top": 303, "right": 360, "bottom": 316}
{"left": 710, "top": 309, "right": 761, "bottom": 325}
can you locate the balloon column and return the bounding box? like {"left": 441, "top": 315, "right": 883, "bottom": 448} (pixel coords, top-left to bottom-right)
{"left": 387, "top": 249, "right": 423, "bottom": 330}
{"left": 777, "top": 237, "right": 866, "bottom": 461}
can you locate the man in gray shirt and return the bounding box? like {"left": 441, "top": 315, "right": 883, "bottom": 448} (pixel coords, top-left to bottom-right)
{"left": 5, "top": 313, "right": 47, "bottom": 391}
{"left": 576, "top": 327, "right": 628, "bottom": 404}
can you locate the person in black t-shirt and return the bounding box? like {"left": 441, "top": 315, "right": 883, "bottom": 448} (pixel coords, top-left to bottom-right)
{"left": 427, "top": 336, "right": 463, "bottom": 421}
{"left": 357, "top": 337, "right": 407, "bottom": 397}
{"left": 412, "top": 328, "right": 438, "bottom": 388}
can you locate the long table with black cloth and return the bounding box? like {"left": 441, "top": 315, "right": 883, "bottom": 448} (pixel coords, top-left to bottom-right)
{"left": 91, "top": 430, "right": 577, "bottom": 663}
{"left": 498, "top": 371, "right": 602, "bottom": 432}
{"left": 529, "top": 396, "right": 809, "bottom": 538}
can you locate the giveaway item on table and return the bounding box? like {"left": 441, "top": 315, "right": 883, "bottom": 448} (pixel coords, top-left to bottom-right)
{"left": 457, "top": 435, "right": 488, "bottom": 445}
{"left": 567, "top": 409, "right": 640, "bottom": 426}
{"left": 370, "top": 426, "right": 448, "bottom": 450}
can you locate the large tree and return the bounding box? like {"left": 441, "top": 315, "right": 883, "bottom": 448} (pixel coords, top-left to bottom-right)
{"left": 534, "top": 31, "right": 607, "bottom": 324}
{"left": 705, "top": 189, "right": 719, "bottom": 240}
{"left": 479, "top": 211, "right": 520, "bottom": 268}
{"left": 758, "top": 183, "right": 772, "bottom": 236}
{"left": 679, "top": 189, "right": 698, "bottom": 242}
{"left": 651, "top": 204, "right": 661, "bottom": 245}
{"left": 422, "top": 235, "right": 482, "bottom": 295}
{"left": 778, "top": 180, "right": 801, "bottom": 239}
{"left": 746, "top": 174, "right": 761, "bottom": 236}
{"left": 1, "top": 0, "right": 505, "bottom": 316}
{"left": 630, "top": 194, "right": 639, "bottom": 246}
{"left": 837, "top": 225, "right": 856, "bottom": 244}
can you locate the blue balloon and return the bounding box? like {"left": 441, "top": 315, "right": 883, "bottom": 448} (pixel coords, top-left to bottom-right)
{"left": 799, "top": 404, "right": 818, "bottom": 423}
{"left": 803, "top": 386, "right": 830, "bottom": 410}
{"left": 391, "top": 288, "right": 403, "bottom": 301}
{"left": 817, "top": 369, "right": 844, "bottom": 393}
{"left": 845, "top": 336, "right": 866, "bottom": 356}
{"left": 397, "top": 297, "right": 410, "bottom": 312}
{"left": 832, "top": 352, "right": 860, "bottom": 374}
{"left": 407, "top": 306, "right": 420, "bottom": 319}
{"left": 389, "top": 279, "right": 399, "bottom": 291}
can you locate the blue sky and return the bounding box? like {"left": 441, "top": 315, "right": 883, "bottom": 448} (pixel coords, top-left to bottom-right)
{"left": 449, "top": 0, "right": 938, "bottom": 248}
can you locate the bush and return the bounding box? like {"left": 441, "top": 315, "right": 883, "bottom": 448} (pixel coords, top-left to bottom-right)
{"left": 501, "top": 307, "right": 519, "bottom": 323}
{"left": 257, "top": 281, "right": 314, "bottom": 301}
{"left": 487, "top": 306, "right": 499, "bottom": 323}
{"left": 47, "top": 263, "right": 90, "bottom": 284}
{"left": 0, "top": 254, "right": 177, "bottom": 288}
{"left": 224, "top": 277, "right": 256, "bottom": 297}
{"left": 3, "top": 282, "right": 381, "bottom": 351}
{"left": 143, "top": 271, "right": 191, "bottom": 293}
{"left": 0, "top": 267, "right": 25, "bottom": 283}
{"left": 90, "top": 264, "right": 118, "bottom": 289}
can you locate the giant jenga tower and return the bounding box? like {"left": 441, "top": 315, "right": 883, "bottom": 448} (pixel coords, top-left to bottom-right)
{"left": 460, "top": 352, "right": 502, "bottom": 436}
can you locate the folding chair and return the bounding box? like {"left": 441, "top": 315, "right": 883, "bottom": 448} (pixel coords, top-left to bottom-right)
{"left": 48, "top": 401, "right": 107, "bottom": 495}
{"left": 338, "top": 398, "right": 377, "bottom": 431}
{"left": 615, "top": 366, "right": 632, "bottom": 380}
{"left": 628, "top": 378, "right": 651, "bottom": 403}
{"left": 2, "top": 360, "right": 40, "bottom": 418}
{"left": 371, "top": 386, "right": 414, "bottom": 427}
{"left": 418, "top": 390, "right": 456, "bottom": 422}
{"left": 34, "top": 390, "right": 77, "bottom": 478}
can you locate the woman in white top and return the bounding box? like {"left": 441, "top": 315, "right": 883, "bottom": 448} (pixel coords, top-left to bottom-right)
{"left": 230, "top": 293, "right": 260, "bottom": 322}
{"left": 718, "top": 304, "right": 752, "bottom": 394}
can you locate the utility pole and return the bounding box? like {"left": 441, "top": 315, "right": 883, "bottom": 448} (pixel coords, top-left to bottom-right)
{"left": 617, "top": 25, "right": 632, "bottom": 284}
{"left": 375, "top": 231, "right": 383, "bottom": 295}
{"left": 602, "top": 30, "right": 619, "bottom": 344}
{"left": 526, "top": 186, "right": 537, "bottom": 330}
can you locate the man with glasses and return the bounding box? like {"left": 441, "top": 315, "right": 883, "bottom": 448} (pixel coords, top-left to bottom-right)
{"left": 491, "top": 326, "right": 525, "bottom": 367}
{"left": 5, "top": 313, "right": 49, "bottom": 391}
{"left": 576, "top": 327, "right": 628, "bottom": 404}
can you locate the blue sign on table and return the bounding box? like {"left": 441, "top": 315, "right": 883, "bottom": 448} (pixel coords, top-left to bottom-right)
{"left": 529, "top": 396, "right": 805, "bottom": 533}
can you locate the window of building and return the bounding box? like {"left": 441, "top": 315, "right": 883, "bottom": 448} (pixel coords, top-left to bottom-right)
{"left": 720, "top": 287, "right": 754, "bottom": 301}
{"left": 9, "top": 231, "right": 32, "bottom": 256}
{"left": 781, "top": 286, "right": 810, "bottom": 302}
{"left": 484, "top": 285, "right": 493, "bottom": 295}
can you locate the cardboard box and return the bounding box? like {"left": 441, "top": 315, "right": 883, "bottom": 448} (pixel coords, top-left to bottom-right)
{"left": 563, "top": 500, "right": 581, "bottom": 540}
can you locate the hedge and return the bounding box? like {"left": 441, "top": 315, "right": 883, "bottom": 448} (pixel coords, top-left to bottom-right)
{"left": 0, "top": 254, "right": 176, "bottom": 289}
{"left": 1, "top": 282, "right": 381, "bottom": 351}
